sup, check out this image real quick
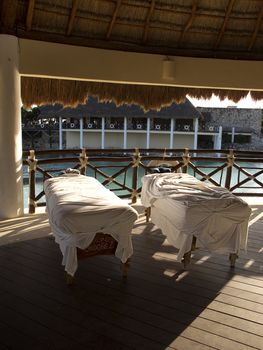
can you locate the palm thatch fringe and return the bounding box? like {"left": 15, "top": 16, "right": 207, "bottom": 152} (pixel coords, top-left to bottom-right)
{"left": 21, "top": 77, "right": 263, "bottom": 111}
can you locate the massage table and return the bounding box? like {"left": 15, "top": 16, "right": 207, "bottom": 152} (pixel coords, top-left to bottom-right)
{"left": 44, "top": 173, "right": 138, "bottom": 284}
{"left": 141, "top": 173, "right": 251, "bottom": 267}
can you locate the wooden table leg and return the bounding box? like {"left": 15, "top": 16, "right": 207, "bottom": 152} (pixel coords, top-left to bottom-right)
{"left": 181, "top": 236, "right": 197, "bottom": 269}
{"left": 145, "top": 207, "right": 151, "bottom": 222}
{"left": 229, "top": 253, "right": 238, "bottom": 268}
{"left": 182, "top": 250, "right": 192, "bottom": 269}
{"left": 65, "top": 272, "right": 74, "bottom": 285}
{"left": 121, "top": 259, "right": 130, "bottom": 278}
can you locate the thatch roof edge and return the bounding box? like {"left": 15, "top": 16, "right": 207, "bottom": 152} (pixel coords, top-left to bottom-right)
{"left": 21, "top": 77, "right": 263, "bottom": 111}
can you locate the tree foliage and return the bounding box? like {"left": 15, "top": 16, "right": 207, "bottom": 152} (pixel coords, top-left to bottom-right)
{"left": 21, "top": 106, "right": 40, "bottom": 123}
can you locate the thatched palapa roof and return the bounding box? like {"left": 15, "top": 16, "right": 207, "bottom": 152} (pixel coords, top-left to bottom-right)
{"left": 2, "top": 1, "right": 263, "bottom": 108}
{"left": 2, "top": 0, "right": 263, "bottom": 61}
{"left": 38, "top": 96, "right": 201, "bottom": 120}
{"left": 21, "top": 77, "right": 262, "bottom": 111}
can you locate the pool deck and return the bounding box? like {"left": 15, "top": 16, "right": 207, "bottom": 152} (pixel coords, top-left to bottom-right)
{"left": 0, "top": 198, "right": 263, "bottom": 349}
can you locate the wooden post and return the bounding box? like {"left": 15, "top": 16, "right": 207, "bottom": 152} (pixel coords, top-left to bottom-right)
{"left": 27, "top": 150, "right": 37, "bottom": 214}
{"left": 79, "top": 148, "right": 87, "bottom": 175}
{"left": 182, "top": 148, "right": 190, "bottom": 173}
{"left": 131, "top": 148, "right": 140, "bottom": 203}
{"left": 225, "top": 149, "right": 235, "bottom": 190}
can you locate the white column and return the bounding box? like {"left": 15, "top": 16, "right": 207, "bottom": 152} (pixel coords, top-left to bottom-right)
{"left": 59, "top": 116, "right": 63, "bottom": 149}
{"left": 169, "top": 118, "right": 174, "bottom": 148}
{"left": 231, "top": 126, "right": 235, "bottom": 144}
{"left": 101, "top": 116, "right": 105, "bottom": 149}
{"left": 218, "top": 126, "right": 223, "bottom": 149}
{"left": 213, "top": 135, "right": 217, "bottom": 149}
{"left": 146, "top": 117, "right": 151, "bottom": 149}
{"left": 79, "top": 117, "right": 83, "bottom": 148}
{"left": 0, "top": 35, "right": 23, "bottom": 218}
{"left": 123, "top": 116, "right": 127, "bottom": 149}
{"left": 193, "top": 118, "right": 199, "bottom": 150}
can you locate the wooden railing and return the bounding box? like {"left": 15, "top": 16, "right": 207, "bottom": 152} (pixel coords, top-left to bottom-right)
{"left": 22, "top": 148, "right": 263, "bottom": 213}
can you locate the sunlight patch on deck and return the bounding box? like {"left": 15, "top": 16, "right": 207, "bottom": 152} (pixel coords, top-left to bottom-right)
{"left": 0, "top": 213, "right": 52, "bottom": 245}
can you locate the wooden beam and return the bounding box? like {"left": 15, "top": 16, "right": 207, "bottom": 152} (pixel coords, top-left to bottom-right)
{"left": 26, "top": 0, "right": 35, "bottom": 31}
{"left": 67, "top": 0, "right": 79, "bottom": 36}
{"left": 214, "top": 0, "right": 235, "bottom": 49}
{"left": 248, "top": 4, "right": 263, "bottom": 51}
{"left": 142, "top": 0, "right": 155, "bottom": 43}
{"left": 178, "top": 0, "right": 198, "bottom": 44}
{"left": 106, "top": 0, "right": 122, "bottom": 40}
{"left": 0, "top": 0, "right": 18, "bottom": 30}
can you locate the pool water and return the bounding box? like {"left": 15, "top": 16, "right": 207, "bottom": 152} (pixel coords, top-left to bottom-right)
{"left": 23, "top": 160, "right": 263, "bottom": 209}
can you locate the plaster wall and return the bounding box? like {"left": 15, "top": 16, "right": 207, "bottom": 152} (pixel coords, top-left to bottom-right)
{"left": 173, "top": 134, "right": 194, "bottom": 148}
{"left": 19, "top": 39, "right": 263, "bottom": 91}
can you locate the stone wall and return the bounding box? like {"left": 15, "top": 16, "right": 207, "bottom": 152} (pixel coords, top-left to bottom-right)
{"left": 197, "top": 107, "right": 263, "bottom": 150}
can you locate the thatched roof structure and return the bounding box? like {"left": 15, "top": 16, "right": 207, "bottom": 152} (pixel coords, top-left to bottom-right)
{"left": 21, "top": 76, "right": 261, "bottom": 111}
{"left": 2, "top": 0, "right": 263, "bottom": 108}
{"left": 2, "top": 0, "right": 263, "bottom": 60}
{"left": 38, "top": 96, "right": 202, "bottom": 119}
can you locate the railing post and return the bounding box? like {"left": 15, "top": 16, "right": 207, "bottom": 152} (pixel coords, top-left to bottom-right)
{"left": 131, "top": 148, "right": 141, "bottom": 203}
{"left": 79, "top": 148, "right": 88, "bottom": 175}
{"left": 225, "top": 149, "right": 235, "bottom": 190}
{"left": 27, "top": 150, "right": 37, "bottom": 214}
{"left": 182, "top": 148, "right": 190, "bottom": 173}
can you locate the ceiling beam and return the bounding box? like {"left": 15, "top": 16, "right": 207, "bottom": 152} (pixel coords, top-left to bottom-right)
{"left": 214, "top": 0, "right": 235, "bottom": 49}
{"left": 106, "top": 0, "right": 122, "bottom": 40}
{"left": 26, "top": 0, "right": 35, "bottom": 31}
{"left": 178, "top": 0, "right": 198, "bottom": 44}
{"left": 248, "top": 4, "right": 263, "bottom": 51}
{"left": 67, "top": 0, "right": 79, "bottom": 36}
{"left": 142, "top": 0, "right": 155, "bottom": 43}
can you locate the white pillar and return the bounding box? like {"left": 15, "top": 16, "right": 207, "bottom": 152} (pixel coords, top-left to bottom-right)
{"left": 169, "top": 118, "right": 174, "bottom": 148}
{"left": 146, "top": 117, "right": 151, "bottom": 149}
{"left": 123, "top": 116, "right": 127, "bottom": 149}
{"left": 59, "top": 116, "right": 63, "bottom": 149}
{"left": 193, "top": 118, "right": 199, "bottom": 150}
{"left": 79, "top": 117, "right": 83, "bottom": 148}
{"left": 101, "top": 116, "right": 105, "bottom": 149}
{"left": 231, "top": 126, "right": 235, "bottom": 144}
{"left": 0, "top": 35, "right": 23, "bottom": 218}
{"left": 218, "top": 126, "right": 223, "bottom": 150}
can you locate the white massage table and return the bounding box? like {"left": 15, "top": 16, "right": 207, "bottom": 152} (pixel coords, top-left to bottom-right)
{"left": 141, "top": 173, "right": 251, "bottom": 267}
{"left": 44, "top": 173, "right": 138, "bottom": 283}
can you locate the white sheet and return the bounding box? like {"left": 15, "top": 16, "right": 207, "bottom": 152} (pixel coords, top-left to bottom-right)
{"left": 44, "top": 174, "right": 138, "bottom": 276}
{"left": 141, "top": 173, "right": 251, "bottom": 260}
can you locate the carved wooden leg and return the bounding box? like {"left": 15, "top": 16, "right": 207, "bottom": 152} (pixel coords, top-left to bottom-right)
{"left": 229, "top": 253, "right": 238, "bottom": 268}
{"left": 65, "top": 272, "right": 74, "bottom": 285}
{"left": 182, "top": 250, "right": 192, "bottom": 269}
{"left": 181, "top": 236, "right": 197, "bottom": 269}
{"left": 145, "top": 207, "right": 151, "bottom": 222}
{"left": 121, "top": 259, "right": 130, "bottom": 278}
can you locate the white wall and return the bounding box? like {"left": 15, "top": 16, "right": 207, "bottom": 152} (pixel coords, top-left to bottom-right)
{"left": 150, "top": 134, "right": 170, "bottom": 148}
{"left": 127, "top": 133, "right": 147, "bottom": 148}
{"left": 19, "top": 39, "right": 263, "bottom": 91}
{"left": 83, "top": 132, "right": 101, "bottom": 148}
{"left": 66, "top": 131, "right": 195, "bottom": 149}
{"left": 173, "top": 134, "right": 194, "bottom": 148}
{"left": 105, "top": 132, "right": 123, "bottom": 148}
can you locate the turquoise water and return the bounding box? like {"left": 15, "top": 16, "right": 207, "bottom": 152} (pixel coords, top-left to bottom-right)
{"left": 23, "top": 159, "right": 263, "bottom": 209}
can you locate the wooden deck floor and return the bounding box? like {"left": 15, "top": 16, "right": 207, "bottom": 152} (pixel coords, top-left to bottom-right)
{"left": 0, "top": 201, "right": 263, "bottom": 350}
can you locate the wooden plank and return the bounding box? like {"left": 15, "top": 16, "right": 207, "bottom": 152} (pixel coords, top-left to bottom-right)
{"left": 106, "top": 0, "right": 122, "bottom": 40}
{"left": 0, "top": 319, "right": 47, "bottom": 350}
{"left": 0, "top": 209, "right": 263, "bottom": 350}
{"left": 1, "top": 241, "right": 262, "bottom": 348}
{"left": 67, "top": 0, "right": 79, "bottom": 35}
{"left": 26, "top": 0, "right": 35, "bottom": 31}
